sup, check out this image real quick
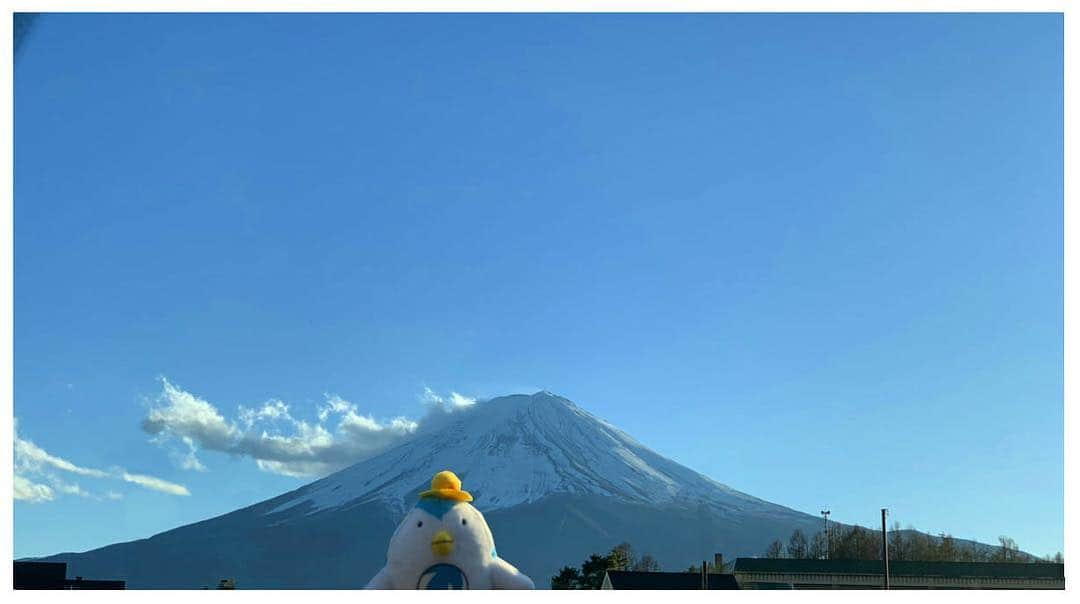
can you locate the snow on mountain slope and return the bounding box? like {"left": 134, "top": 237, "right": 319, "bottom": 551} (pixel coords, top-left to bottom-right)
{"left": 269, "top": 391, "right": 783, "bottom": 518}
{"left": 32, "top": 391, "right": 837, "bottom": 587}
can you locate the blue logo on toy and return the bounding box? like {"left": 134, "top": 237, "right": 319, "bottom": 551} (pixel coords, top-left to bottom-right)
{"left": 417, "top": 564, "right": 469, "bottom": 589}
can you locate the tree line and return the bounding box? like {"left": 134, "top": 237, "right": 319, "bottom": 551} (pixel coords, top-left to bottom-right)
{"left": 550, "top": 542, "right": 661, "bottom": 589}
{"left": 551, "top": 524, "right": 1064, "bottom": 588}
{"left": 762, "top": 523, "right": 1063, "bottom": 564}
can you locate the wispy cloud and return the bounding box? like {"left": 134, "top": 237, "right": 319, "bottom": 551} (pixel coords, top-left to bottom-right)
{"left": 49, "top": 477, "right": 92, "bottom": 498}
{"left": 421, "top": 387, "right": 477, "bottom": 411}
{"left": 120, "top": 472, "right": 190, "bottom": 496}
{"left": 14, "top": 437, "right": 108, "bottom": 478}
{"left": 14, "top": 475, "right": 54, "bottom": 503}
{"left": 143, "top": 378, "right": 473, "bottom": 478}
{"left": 14, "top": 426, "right": 189, "bottom": 502}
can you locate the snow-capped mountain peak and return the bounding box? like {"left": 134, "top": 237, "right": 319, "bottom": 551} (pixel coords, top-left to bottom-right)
{"left": 42, "top": 391, "right": 830, "bottom": 588}
{"left": 269, "top": 391, "right": 764, "bottom": 517}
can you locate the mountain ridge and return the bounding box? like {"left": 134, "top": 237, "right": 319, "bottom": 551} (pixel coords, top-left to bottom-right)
{"left": 264, "top": 391, "right": 788, "bottom": 519}
{"left": 27, "top": 391, "right": 1013, "bottom": 588}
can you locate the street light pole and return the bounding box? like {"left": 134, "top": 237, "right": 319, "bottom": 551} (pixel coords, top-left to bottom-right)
{"left": 881, "top": 508, "right": 890, "bottom": 590}
{"left": 821, "top": 510, "right": 831, "bottom": 560}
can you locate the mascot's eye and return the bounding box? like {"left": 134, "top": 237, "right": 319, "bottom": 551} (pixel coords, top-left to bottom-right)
{"left": 461, "top": 518, "right": 467, "bottom": 526}
{"left": 417, "top": 521, "right": 423, "bottom": 528}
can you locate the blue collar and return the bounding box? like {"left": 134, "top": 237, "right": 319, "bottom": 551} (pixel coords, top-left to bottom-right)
{"left": 416, "top": 497, "right": 460, "bottom": 519}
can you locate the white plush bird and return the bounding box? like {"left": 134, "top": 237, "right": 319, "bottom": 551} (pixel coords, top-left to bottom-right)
{"left": 366, "top": 470, "right": 535, "bottom": 590}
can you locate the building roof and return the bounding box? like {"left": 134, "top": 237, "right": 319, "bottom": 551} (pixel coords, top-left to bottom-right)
{"left": 14, "top": 561, "right": 126, "bottom": 590}
{"left": 733, "top": 558, "right": 1064, "bottom": 579}
{"left": 603, "top": 570, "right": 740, "bottom": 589}
{"left": 13, "top": 562, "right": 67, "bottom": 587}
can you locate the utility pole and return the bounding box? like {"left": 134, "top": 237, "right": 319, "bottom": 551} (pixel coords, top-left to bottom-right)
{"left": 881, "top": 508, "right": 890, "bottom": 590}
{"left": 821, "top": 510, "right": 831, "bottom": 560}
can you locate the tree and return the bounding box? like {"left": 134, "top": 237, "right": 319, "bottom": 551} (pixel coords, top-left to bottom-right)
{"left": 938, "top": 533, "right": 957, "bottom": 562}
{"left": 1044, "top": 552, "right": 1064, "bottom": 564}
{"left": 831, "top": 526, "right": 880, "bottom": 560}
{"left": 580, "top": 553, "right": 614, "bottom": 589}
{"left": 608, "top": 542, "right": 665, "bottom": 573}
{"left": 887, "top": 523, "right": 908, "bottom": 561}
{"left": 634, "top": 554, "right": 662, "bottom": 572}
{"left": 992, "top": 536, "right": 1020, "bottom": 562}
{"left": 552, "top": 543, "right": 665, "bottom": 589}
{"left": 960, "top": 542, "right": 984, "bottom": 563}
{"left": 609, "top": 542, "right": 635, "bottom": 571}
{"left": 765, "top": 539, "right": 785, "bottom": 559}
{"left": 550, "top": 566, "right": 582, "bottom": 589}
{"left": 787, "top": 529, "right": 809, "bottom": 559}
{"left": 762, "top": 524, "right": 1031, "bottom": 565}
{"left": 686, "top": 558, "right": 726, "bottom": 573}
{"left": 908, "top": 529, "right": 934, "bottom": 561}
{"left": 809, "top": 531, "right": 828, "bottom": 560}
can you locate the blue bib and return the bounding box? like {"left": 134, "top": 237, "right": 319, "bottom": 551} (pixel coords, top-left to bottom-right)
{"left": 417, "top": 563, "right": 469, "bottom": 590}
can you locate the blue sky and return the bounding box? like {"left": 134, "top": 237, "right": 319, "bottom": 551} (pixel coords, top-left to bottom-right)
{"left": 14, "top": 13, "right": 1062, "bottom": 559}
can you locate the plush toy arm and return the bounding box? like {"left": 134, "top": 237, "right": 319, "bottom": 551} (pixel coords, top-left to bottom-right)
{"left": 489, "top": 558, "right": 535, "bottom": 590}
{"left": 365, "top": 565, "right": 395, "bottom": 589}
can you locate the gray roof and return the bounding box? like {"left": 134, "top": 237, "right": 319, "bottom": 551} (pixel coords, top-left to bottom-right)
{"left": 733, "top": 558, "right": 1064, "bottom": 579}
{"left": 604, "top": 570, "right": 740, "bottom": 589}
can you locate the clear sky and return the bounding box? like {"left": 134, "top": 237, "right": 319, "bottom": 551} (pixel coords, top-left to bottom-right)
{"left": 14, "top": 13, "right": 1062, "bottom": 559}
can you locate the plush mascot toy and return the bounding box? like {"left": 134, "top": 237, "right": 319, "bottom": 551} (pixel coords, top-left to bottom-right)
{"left": 366, "top": 470, "right": 535, "bottom": 589}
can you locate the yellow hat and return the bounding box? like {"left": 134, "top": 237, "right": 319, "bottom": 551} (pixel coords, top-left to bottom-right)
{"left": 420, "top": 470, "right": 473, "bottom": 503}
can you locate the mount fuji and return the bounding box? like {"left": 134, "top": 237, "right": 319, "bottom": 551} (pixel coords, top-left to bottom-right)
{"left": 34, "top": 391, "right": 828, "bottom": 588}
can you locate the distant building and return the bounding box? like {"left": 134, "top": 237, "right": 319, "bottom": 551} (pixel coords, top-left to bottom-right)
{"left": 733, "top": 558, "right": 1065, "bottom": 590}
{"left": 14, "top": 562, "right": 125, "bottom": 590}
{"left": 601, "top": 571, "right": 739, "bottom": 590}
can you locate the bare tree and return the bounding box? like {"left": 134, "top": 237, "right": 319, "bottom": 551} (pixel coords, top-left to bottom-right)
{"left": 1043, "top": 552, "right": 1064, "bottom": 564}
{"left": 887, "top": 523, "right": 908, "bottom": 561}
{"left": 787, "top": 529, "right": 809, "bottom": 559}
{"left": 763, "top": 523, "right": 1027, "bottom": 564}
{"left": 993, "top": 536, "right": 1020, "bottom": 562}
{"left": 634, "top": 554, "right": 662, "bottom": 572}
{"left": 809, "top": 531, "right": 828, "bottom": 559}
{"left": 765, "top": 539, "right": 785, "bottom": 559}
{"left": 938, "top": 534, "right": 957, "bottom": 562}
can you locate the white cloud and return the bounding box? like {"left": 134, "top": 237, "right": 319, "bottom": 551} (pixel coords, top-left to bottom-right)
{"left": 14, "top": 436, "right": 108, "bottom": 478}
{"left": 421, "top": 387, "right": 476, "bottom": 410}
{"left": 105, "top": 491, "right": 123, "bottom": 501}
{"left": 450, "top": 392, "right": 476, "bottom": 408}
{"left": 14, "top": 427, "right": 189, "bottom": 502}
{"left": 48, "top": 476, "right": 92, "bottom": 498}
{"left": 14, "top": 475, "right": 54, "bottom": 503}
{"left": 178, "top": 451, "right": 206, "bottom": 472}
{"left": 174, "top": 436, "right": 207, "bottom": 472}
{"left": 142, "top": 378, "right": 237, "bottom": 451}
{"left": 143, "top": 379, "right": 471, "bottom": 478}
{"left": 317, "top": 396, "right": 351, "bottom": 422}
{"left": 121, "top": 472, "right": 190, "bottom": 496}
{"left": 240, "top": 400, "right": 291, "bottom": 428}
{"left": 254, "top": 459, "right": 330, "bottom": 479}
